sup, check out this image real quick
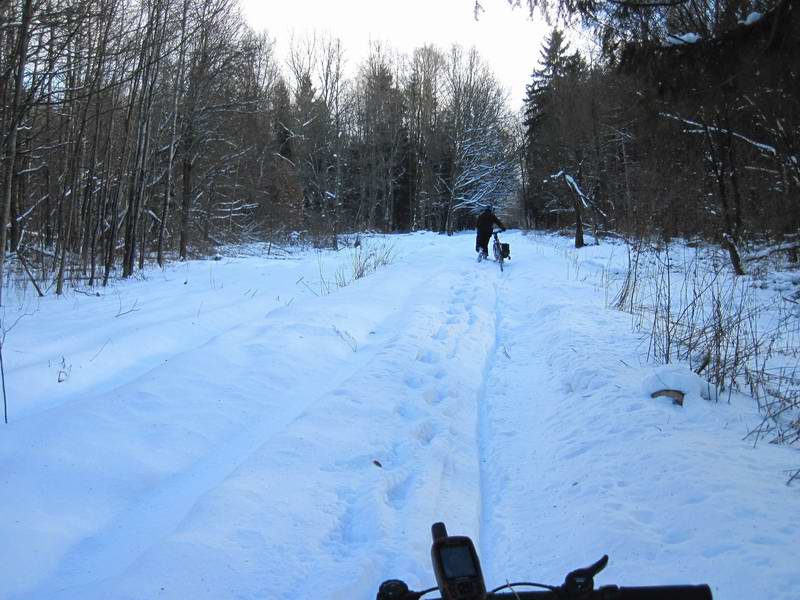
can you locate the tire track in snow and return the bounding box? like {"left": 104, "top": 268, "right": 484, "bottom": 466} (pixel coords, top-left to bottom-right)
{"left": 477, "top": 277, "right": 505, "bottom": 567}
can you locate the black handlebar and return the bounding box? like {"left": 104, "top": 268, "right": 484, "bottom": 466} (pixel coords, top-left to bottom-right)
{"left": 422, "top": 585, "right": 712, "bottom": 599}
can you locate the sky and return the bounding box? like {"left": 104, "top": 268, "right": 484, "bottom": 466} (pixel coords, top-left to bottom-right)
{"left": 238, "top": 0, "right": 551, "bottom": 109}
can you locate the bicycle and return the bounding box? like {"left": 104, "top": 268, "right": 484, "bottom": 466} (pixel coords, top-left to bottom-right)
{"left": 477, "top": 230, "right": 509, "bottom": 272}
{"left": 377, "top": 522, "right": 713, "bottom": 600}
{"left": 491, "top": 229, "right": 508, "bottom": 272}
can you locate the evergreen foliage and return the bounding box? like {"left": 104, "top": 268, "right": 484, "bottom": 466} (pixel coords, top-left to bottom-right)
{"left": 517, "top": 2, "right": 798, "bottom": 261}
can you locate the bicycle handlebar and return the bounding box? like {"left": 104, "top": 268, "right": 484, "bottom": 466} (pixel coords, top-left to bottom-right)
{"left": 377, "top": 523, "right": 713, "bottom": 600}
{"left": 422, "top": 585, "right": 712, "bottom": 599}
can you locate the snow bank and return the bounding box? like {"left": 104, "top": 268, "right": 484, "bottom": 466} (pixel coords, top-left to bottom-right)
{"left": 665, "top": 32, "right": 702, "bottom": 46}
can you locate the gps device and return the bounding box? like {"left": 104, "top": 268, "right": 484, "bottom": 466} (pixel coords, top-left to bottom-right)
{"left": 430, "top": 522, "right": 486, "bottom": 600}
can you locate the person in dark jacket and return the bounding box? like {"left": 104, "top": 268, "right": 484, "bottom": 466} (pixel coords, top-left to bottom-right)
{"left": 475, "top": 205, "right": 505, "bottom": 258}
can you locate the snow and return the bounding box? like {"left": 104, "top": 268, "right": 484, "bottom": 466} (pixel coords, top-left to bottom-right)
{"left": 661, "top": 112, "right": 778, "bottom": 156}
{"left": 1, "top": 232, "right": 798, "bottom": 600}
{"left": 641, "top": 365, "right": 716, "bottom": 402}
{"left": 562, "top": 173, "right": 589, "bottom": 209}
{"left": 665, "top": 32, "right": 702, "bottom": 46}
{"left": 742, "top": 11, "right": 763, "bottom": 25}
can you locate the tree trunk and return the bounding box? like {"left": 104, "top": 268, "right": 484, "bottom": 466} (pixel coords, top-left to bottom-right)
{"left": 0, "top": 0, "right": 34, "bottom": 306}
{"left": 158, "top": 0, "right": 189, "bottom": 266}
{"left": 573, "top": 196, "right": 585, "bottom": 249}
{"left": 179, "top": 135, "right": 193, "bottom": 260}
{"left": 704, "top": 117, "right": 745, "bottom": 276}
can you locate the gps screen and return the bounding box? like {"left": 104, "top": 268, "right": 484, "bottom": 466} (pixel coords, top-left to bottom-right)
{"left": 440, "top": 544, "right": 477, "bottom": 578}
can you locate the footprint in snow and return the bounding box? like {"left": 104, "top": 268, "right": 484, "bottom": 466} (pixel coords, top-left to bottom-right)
{"left": 395, "top": 400, "right": 426, "bottom": 420}
{"left": 417, "top": 349, "right": 441, "bottom": 364}
{"left": 386, "top": 473, "right": 416, "bottom": 508}
{"left": 423, "top": 388, "right": 446, "bottom": 405}
{"left": 405, "top": 375, "right": 424, "bottom": 389}
{"left": 414, "top": 421, "right": 441, "bottom": 446}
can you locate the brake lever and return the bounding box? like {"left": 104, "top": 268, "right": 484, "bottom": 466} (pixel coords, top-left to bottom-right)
{"left": 561, "top": 555, "right": 609, "bottom": 596}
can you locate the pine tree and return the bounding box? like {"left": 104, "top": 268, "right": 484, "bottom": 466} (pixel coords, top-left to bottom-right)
{"left": 267, "top": 79, "right": 304, "bottom": 233}
{"left": 522, "top": 28, "right": 585, "bottom": 227}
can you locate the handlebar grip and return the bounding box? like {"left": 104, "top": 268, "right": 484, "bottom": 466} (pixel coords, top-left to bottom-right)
{"left": 619, "top": 585, "right": 713, "bottom": 600}
{"left": 480, "top": 585, "right": 712, "bottom": 599}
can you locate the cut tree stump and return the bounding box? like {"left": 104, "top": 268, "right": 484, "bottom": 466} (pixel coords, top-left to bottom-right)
{"left": 651, "top": 389, "right": 685, "bottom": 406}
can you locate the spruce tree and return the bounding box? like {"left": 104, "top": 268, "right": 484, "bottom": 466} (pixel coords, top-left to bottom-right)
{"left": 523, "top": 29, "right": 575, "bottom": 227}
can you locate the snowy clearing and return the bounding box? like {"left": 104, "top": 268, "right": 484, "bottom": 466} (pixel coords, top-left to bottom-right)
{"left": 1, "top": 231, "right": 798, "bottom": 600}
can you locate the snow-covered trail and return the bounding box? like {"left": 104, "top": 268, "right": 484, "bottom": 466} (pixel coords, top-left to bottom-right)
{"left": 1, "top": 232, "right": 797, "bottom": 600}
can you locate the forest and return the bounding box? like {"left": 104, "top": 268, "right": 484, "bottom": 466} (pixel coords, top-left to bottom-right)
{"left": 0, "top": 0, "right": 797, "bottom": 297}
{"left": 518, "top": 0, "right": 799, "bottom": 274}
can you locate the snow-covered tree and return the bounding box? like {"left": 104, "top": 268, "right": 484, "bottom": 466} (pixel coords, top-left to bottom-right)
{"left": 440, "top": 46, "right": 518, "bottom": 231}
